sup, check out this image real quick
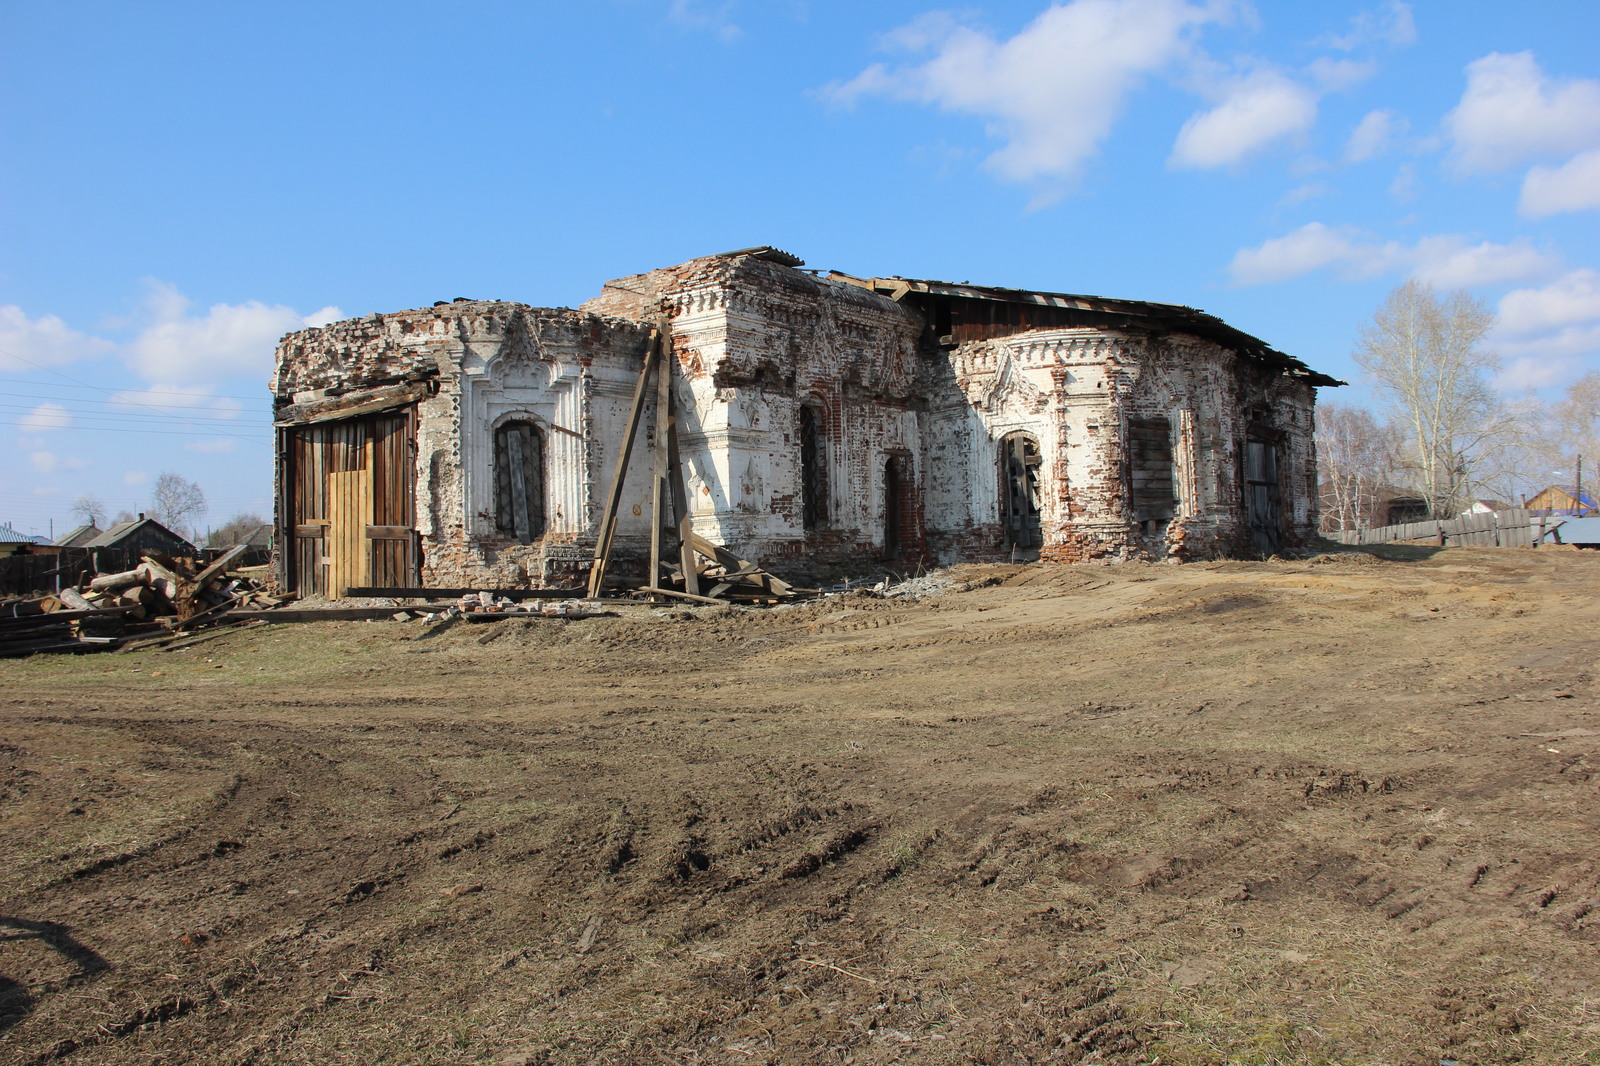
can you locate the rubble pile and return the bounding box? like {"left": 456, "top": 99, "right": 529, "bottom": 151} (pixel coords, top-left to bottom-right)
{"left": 0, "top": 546, "right": 281, "bottom": 657}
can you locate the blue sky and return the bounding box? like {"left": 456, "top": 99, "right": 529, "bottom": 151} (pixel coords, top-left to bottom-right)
{"left": 4, "top": 1, "right": 1599, "bottom": 539}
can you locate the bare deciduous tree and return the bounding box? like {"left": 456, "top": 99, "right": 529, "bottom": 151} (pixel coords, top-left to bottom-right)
{"left": 207, "top": 512, "right": 268, "bottom": 549}
{"left": 149, "top": 472, "right": 207, "bottom": 539}
{"left": 70, "top": 495, "right": 107, "bottom": 528}
{"left": 1316, "top": 403, "right": 1402, "bottom": 530}
{"left": 1551, "top": 371, "right": 1600, "bottom": 468}
{"left": 1354, "top": 280, "right": 1507, "bottom": 517}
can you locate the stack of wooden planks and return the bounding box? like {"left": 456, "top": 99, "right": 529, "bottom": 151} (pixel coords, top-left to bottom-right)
{"left": 0, "top": 602, "right": 141, "bottom": 658}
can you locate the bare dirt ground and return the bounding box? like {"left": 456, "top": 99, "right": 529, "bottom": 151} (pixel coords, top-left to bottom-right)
{"left": 3, "top": 545, "right": 1600, "bottom": 1066}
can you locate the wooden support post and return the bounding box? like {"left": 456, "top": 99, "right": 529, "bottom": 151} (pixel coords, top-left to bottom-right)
{"left": 649, "top": 320, "right": 672, "bottom": 591}
{"left": 662, "top": 319, "right": 700, "bottom": 598}
{"left": 589, "top": 329, "right": 660, "bottom": 598}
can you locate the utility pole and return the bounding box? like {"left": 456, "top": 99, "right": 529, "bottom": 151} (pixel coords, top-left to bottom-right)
{"left": 1577, "top": 455, "right": 1585, "bottom": 517}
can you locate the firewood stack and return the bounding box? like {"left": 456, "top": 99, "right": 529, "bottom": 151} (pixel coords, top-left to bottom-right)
{"left": 0, "top": 546, "right": 283, "bottom": 657}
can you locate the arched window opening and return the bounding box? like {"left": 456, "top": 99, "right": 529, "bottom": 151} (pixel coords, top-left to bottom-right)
{"left": 1128, "top": 418, "right": 1176, "bottom": 524}
{"left": 799, "top": 403, "right": 828, "bottom": 531}
{"left": 884, "top": 454, "right": 905, "bottom": 559}
{"left": 1000, "top": 432, "right": 1042, "bottom": 550}
{"left": 494, "top": 421, "right": 546, "bottom": 544}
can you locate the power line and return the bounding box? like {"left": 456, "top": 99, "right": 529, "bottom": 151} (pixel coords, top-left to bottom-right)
{"left": 1, "top": 378, "right": 268, "bottom": 402}
{"left": 0, "top": 403, "right": 270, "bottom": 428}
{"left": 2, "top": 393, "right": 271, "bottom": 417}
{"left": 0, "top": 344, "right": 273, "bottom": 431}
{"left": 0, "top": 419, "right": 271, "bottom": 441}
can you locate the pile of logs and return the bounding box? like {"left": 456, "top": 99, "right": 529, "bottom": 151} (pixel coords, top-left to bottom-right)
{"left": 81, "top": 546, "right": 279, "bottom": 625}
{"left": 0, "top": 545, "right": 281, "bottom": 657}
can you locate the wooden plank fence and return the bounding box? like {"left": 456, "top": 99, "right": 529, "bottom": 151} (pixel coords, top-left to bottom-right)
{"left": 1327, "top": 509, "right": 1563, "bottom": 549}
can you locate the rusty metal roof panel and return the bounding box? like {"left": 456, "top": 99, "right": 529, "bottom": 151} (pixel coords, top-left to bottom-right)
{"left": 854, "top": 275, "right": 1343, "bottom": 388}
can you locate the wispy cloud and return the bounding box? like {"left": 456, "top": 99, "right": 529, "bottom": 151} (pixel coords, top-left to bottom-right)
{"left": 1320, "top": 2, "right": 1415, "bottom": 52}
{"left": 19, "top": 402, "right": 72, "bottom": 431}
{"left": 109, "top": 383, "right": 245, "bottom": 420}
{"left": 0, "top": 306, "right": 115, "bottom": 371}
{"left": 29, "top": 450, "right": 89, "bottom": 473}
{"left": 1343, "top": 108, "right": 1407, "bottom": 163}
{"left": 821, "top": 0, "right": 1231, "bottom": 191}
{"left": 1495, "top": 356, "right": 1579, "bottom": 392}
{"left": 1228, "top": 222, "right": 1558, "bottom": 287}
{"left": 667, "top": 0, "right": 743, "bottom": 43}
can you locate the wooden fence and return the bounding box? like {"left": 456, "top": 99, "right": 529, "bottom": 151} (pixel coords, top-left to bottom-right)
{"left": 1326, "top": 509, "right": 1563, "bottom": 549}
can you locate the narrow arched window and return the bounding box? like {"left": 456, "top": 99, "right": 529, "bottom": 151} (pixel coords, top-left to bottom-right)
{"left": 494, "top": 421, "right": 546, "bottom": 543}
{"left": 799, "top": 403, "right": 828, "bottom": 531}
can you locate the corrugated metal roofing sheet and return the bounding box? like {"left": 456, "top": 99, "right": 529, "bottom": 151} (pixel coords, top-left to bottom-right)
{"left": 828, "top": 273, "right": 1343, "bottom": 388}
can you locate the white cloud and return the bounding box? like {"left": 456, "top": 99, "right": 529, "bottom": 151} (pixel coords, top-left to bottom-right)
{"left": 1520, "top": 149, "right": 1600, "bottom": 217}
{"left": 1229, "top": 223, "right": 1375, "bottom": 284}
{"left": 667, "top": 0, "right": 742, "bottom": 43}
{"left": 19, "top": 402, "right": 71, "bottom": 431}
{"left": 1170, "top": 69, "right": 1319, "bottom": 169}
{"left": 1344, "top": 108, "right": 1406, "bottom": 163}
{"left": 1494, "top": 355, "right": 1580, "bottom": 392}
{"left": 1497, "top": 269, "right": 1600, "bottom": 337}
{"left": 1490, "top": 270, "right": 1600, "bottom": 371}
{"left": 3, "top": 287, "right": 340, "bottom": 390}
{"left": 1277, "top": 182, "right": 1330, "bottom": 208}
{"left": 1444, "top": 52, "right": 1600, "bottom": 174}
{"left": 1228, "top": 222, "right": 1557, "bottom": 287}
{"left": 1408, "top": 236, "right": 1556, "bottom": 289}
{"left": 303, "top": 305, "right": 345, "bottom": 328}
{"left": 29, "top": 451, "right": 89, "bottom": 473}
{"left": 126, "top": 281, "right": 319, "bottom": 385}
{"left": 822, "top": 0, "right": 1231, "bottom": 186}
{"left": 184, "top": 438, "right": 239, "bottom": 454}
{"left": 122, "top": 470, "right": 148, "bottom": 486}
{"left": 1323, "top": 2, "right": 1416, "bottom": 51}
{"left": 0, "top": 305, "right": 115, "bottom": 371}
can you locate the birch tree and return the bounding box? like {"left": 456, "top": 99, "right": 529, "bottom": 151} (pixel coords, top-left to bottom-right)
{"left": 1316, "top": 403, "right": 1401, "bottom": 529}
{"left": 1353, "top": 280, "right": 1504, "bottom": 516}
{"left": 149, "top": 472, "right": 207, "bottom": 539}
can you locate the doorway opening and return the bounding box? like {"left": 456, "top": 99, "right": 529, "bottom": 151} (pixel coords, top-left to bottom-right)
{"left": 999, "top": 432, "right": 1042, "bottom": 551}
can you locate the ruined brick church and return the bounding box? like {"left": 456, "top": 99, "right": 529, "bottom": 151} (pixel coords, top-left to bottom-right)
{"left": 270, "top": 247, "right": 1336, "bottom": 596}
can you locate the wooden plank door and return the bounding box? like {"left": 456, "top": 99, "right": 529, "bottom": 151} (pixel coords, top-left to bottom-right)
{"left": 1245, "top": 437, "right": 1282, "bottom": 557}
{"left": 292, "top": 426, "right": 329, "bottom": 598}
{"left": 367, "top": 411, "right": 416, "bottom": 586}
{"left": 289, "top": 410, "right": 416, "bottom": 598}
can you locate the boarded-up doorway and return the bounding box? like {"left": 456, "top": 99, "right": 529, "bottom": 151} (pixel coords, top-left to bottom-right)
{"left": 1000, "top": 432, "right": 1042, "bottom": 550}
{"left": 1244, "top": 435, "right": 1282, "bottom": 557}
{"left": 288, "top": 410, "right": 416, "bottom": 597}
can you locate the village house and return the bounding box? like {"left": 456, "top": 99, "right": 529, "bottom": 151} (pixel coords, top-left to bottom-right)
{"left": 270, "top": 248, "right": 1338, "bottom": 597}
